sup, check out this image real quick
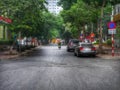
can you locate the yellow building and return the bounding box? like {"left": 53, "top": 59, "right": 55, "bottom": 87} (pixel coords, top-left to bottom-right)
{"left": 0, "top": 16, "right": 12, "bottom": 40}
{"left": 113, "top": 14, "right": 120, "bottom": 22}
{"left": 113, "top": 4, "right": 120, "bottom": 27}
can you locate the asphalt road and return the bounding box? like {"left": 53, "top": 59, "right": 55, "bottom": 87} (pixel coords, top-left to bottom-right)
{"left": 0, "top": 46, "right": 120, "bottom": 90}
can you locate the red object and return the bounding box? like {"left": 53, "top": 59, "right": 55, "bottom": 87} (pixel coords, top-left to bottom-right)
{"left": 112, "top": 34, "right": 114, "bottom": 56}
{"left": 91, "top": 47, "right": 96, "bottom": 51}
{"left": 80, "top": 47, "right": 84, "bottom": 51}
{"left": 90, "top": 37, "right": 94, "bottom": 42}
{"left": 86, "top": 35, "right": 90, "bottom": 39}
{"left": 0, "top": 16, "right": 4, "bottom": 21}
{"left": 0, "top": 16, "right": 12, "bottom": 23}
{"left": 4, "top": 18, "right": 12, "bottom": 23}
{"left": 90, "top": 33, "right": 95, "bottom": 38}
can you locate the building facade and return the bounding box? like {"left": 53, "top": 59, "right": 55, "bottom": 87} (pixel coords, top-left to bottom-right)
{"left": 45, "top": 0, "right": 62, "bottom": 15}
{"left": 0, "top": 16, "right": 12, "bottom": 40}
{"left": 113, "top": 4, "right": 120, "bottom": 47}
{"left": 113, "top": 4, "right": 120, "bottom": 26}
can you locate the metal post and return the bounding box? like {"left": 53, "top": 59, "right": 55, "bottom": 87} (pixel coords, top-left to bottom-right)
{"left": 112, "top": 34, "right": 114, "bottom": 56}
{"left": 18, "top": 31, "right": 21, "bottom": 52}
{"left": 111, "top": 6, "right": 114, "bottom": 56}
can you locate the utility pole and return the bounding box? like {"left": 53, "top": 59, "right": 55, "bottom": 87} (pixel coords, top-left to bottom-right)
{"left": 111, "top": 6, "right": 114, "bottom": 56}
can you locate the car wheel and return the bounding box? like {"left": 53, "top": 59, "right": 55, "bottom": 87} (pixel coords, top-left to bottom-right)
{"left": 76, "top": 52, "right": 80, "bottom": 57}
{"left": 74, "top": 52, "right": 77, "bottom": 56}
{"left": 92, "top": 54, "right": 96, "bottom": 57}
{"left": 67, "top": 49, "right": 70, "bottom": 52}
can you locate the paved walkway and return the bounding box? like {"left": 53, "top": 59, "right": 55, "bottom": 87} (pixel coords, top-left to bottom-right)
{"left": 97, "top": 54, "right": 120, "bottom": 60}
{"left": 95, "top": 45, "right": 120, "bottom": 60}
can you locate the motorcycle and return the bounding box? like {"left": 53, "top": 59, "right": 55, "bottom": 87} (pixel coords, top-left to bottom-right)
{"left": 58, "top": 45, "right": 61, "bottom": 49}
{"left": 58, "top": 42, "right": 61, "bottom": 49}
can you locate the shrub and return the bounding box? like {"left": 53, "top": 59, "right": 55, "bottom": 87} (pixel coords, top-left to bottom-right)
{"left": 92, "top": 40, "right": 99, "bottom": 45}
{"left": 106, "top": 39, "right": 112, "bottom": 45}
{"left": 0, "top": 39, "right": 13, "bottom": 45}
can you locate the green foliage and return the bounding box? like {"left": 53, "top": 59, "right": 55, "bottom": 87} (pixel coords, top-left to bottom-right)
{"left": 63, "top": 31, "right": 72, "bottom": 39}
{"left": 82, "top": 0, "right": 120, "bottom": 53}
{"left": 106, "top": 39, "right": 112, "bottom": 45}
{"left": 116, "top": 28, "right": 120, "bottom": 38}
{"left": 58, "top": 0, "right": 77, "bottom": 10}
{"left": 83, "top": 0, "right": 120, "bottom": 7}
{"left": 49, "top": 29, "right": 59, "bottom": 38}
{"left": 0, "top": 0, "right": 65, "bottom": 42}
{"left": 92, "top": 40, "right": 99, "bottom": 45}
{"left": 60, "top": 0, "right": 96, "bottom": 38}
{"left": 0, "top": 0, "right": 47, "bottom": 37}
{"left": 0, "top": 39, "right": 13, "bottom": 45}
{"left": 41, "top": 12, "right": 64, "bottom": 40}
{"left": 70, "top": 26, "right": 78, "bottom": 38}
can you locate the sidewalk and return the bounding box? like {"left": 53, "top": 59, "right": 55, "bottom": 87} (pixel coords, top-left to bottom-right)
{"left": 97, "top": 54, "right": 120, "bottom": 60}
{"left": 0, "top": 47, "right": 37, "bottom": 60}
{"left": 0, "top": 50, "right": 19, "bottom": 60}
{"left": 95, "top": 45, "right": 120, "bottom": 60}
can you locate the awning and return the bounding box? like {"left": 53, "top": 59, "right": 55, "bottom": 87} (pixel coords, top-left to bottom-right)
{"left": 113, "top": 14, "right": 120, "bottom": 22}
{"left": 0, "top": 16, "right": 12, "bottom": 24}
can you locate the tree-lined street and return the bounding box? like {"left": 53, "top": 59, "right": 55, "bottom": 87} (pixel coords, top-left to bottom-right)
{"left": 1, "top": 0, "right": 120, "bottom": 90}
{"left": 0, "top": 46, "right": 120, "bottom": 90}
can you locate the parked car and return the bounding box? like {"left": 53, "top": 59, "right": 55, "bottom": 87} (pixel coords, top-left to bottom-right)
{"left": 74, "top": 42, "right": 96, "bottom": 57}
{"left": 67, "top": 39, "right": 80, "bottom": 52}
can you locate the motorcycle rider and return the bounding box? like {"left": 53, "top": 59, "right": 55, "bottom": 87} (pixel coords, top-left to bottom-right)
{"left": 58, "top": 41, "right": 61, "bottom": 49}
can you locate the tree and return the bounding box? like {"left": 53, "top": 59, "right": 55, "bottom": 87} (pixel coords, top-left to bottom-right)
{"left": 60, "top": 0, "right": 94, "bottom": 39}
{"left": 58, "top": 0, "right": 77, "bottom": 10}
{"left": 41, "top": 12, "right": 64, "bottom": 43}
{"left": 83, "top": 0, "right": 120, "bottom": 53}
{"left": 0, "top": 0, "right": 47, "bottom": 38}
{"left": 0, "top": 0, "right": 66, "bottom": 46}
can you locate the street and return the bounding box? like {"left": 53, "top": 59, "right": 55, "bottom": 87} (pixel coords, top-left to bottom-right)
{"left": 0, "top": 46, "right": 120, "bottom": 90}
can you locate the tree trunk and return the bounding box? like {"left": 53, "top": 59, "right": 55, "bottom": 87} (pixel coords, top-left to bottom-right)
{"left": 98, "top": 0, "right": 106, "bottom": 54}
{"left": 77, "top": 25, "right": 81, "bottom": 39}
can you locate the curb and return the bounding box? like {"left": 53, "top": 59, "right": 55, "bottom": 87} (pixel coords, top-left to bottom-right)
{"left": 97, "top": 54, "right": 120, "bottom": 60}
{"left": 0, "top": 47, "right": 38, "bottom": 60}
{"left": 18, "top": 48, "right": 35, "bottom": 56}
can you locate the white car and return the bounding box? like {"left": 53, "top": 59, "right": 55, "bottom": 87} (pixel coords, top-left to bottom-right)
{"left": 74, "top": 42, "right": 96, "bottom": 57}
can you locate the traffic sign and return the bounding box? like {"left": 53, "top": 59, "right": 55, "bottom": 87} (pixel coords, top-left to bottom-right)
{"left": 107, "top": 22, "right": 116, "bottom": 29}
{"left": 108, "top": 29, "right": 116, "bottom": 34}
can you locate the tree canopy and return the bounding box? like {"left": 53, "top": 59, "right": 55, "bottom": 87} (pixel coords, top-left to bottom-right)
{"left": 0, "top": 0, "right": 64, "bottom": 43}
{"left": 58, "top": 0, "right": 77, "bottom": 10}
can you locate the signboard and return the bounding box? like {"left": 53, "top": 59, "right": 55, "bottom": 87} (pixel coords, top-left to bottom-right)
{"left": 107, "top": 22, "right": 116, "bottom": 29}
{"left": 107, "top": 21, "right": 116, "bottom": 34}
{"left": 0, "top": 16, "right": 12, "bottom": 24}
{"left": 108, "top": 29, "right": 116, "bottom": 34}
